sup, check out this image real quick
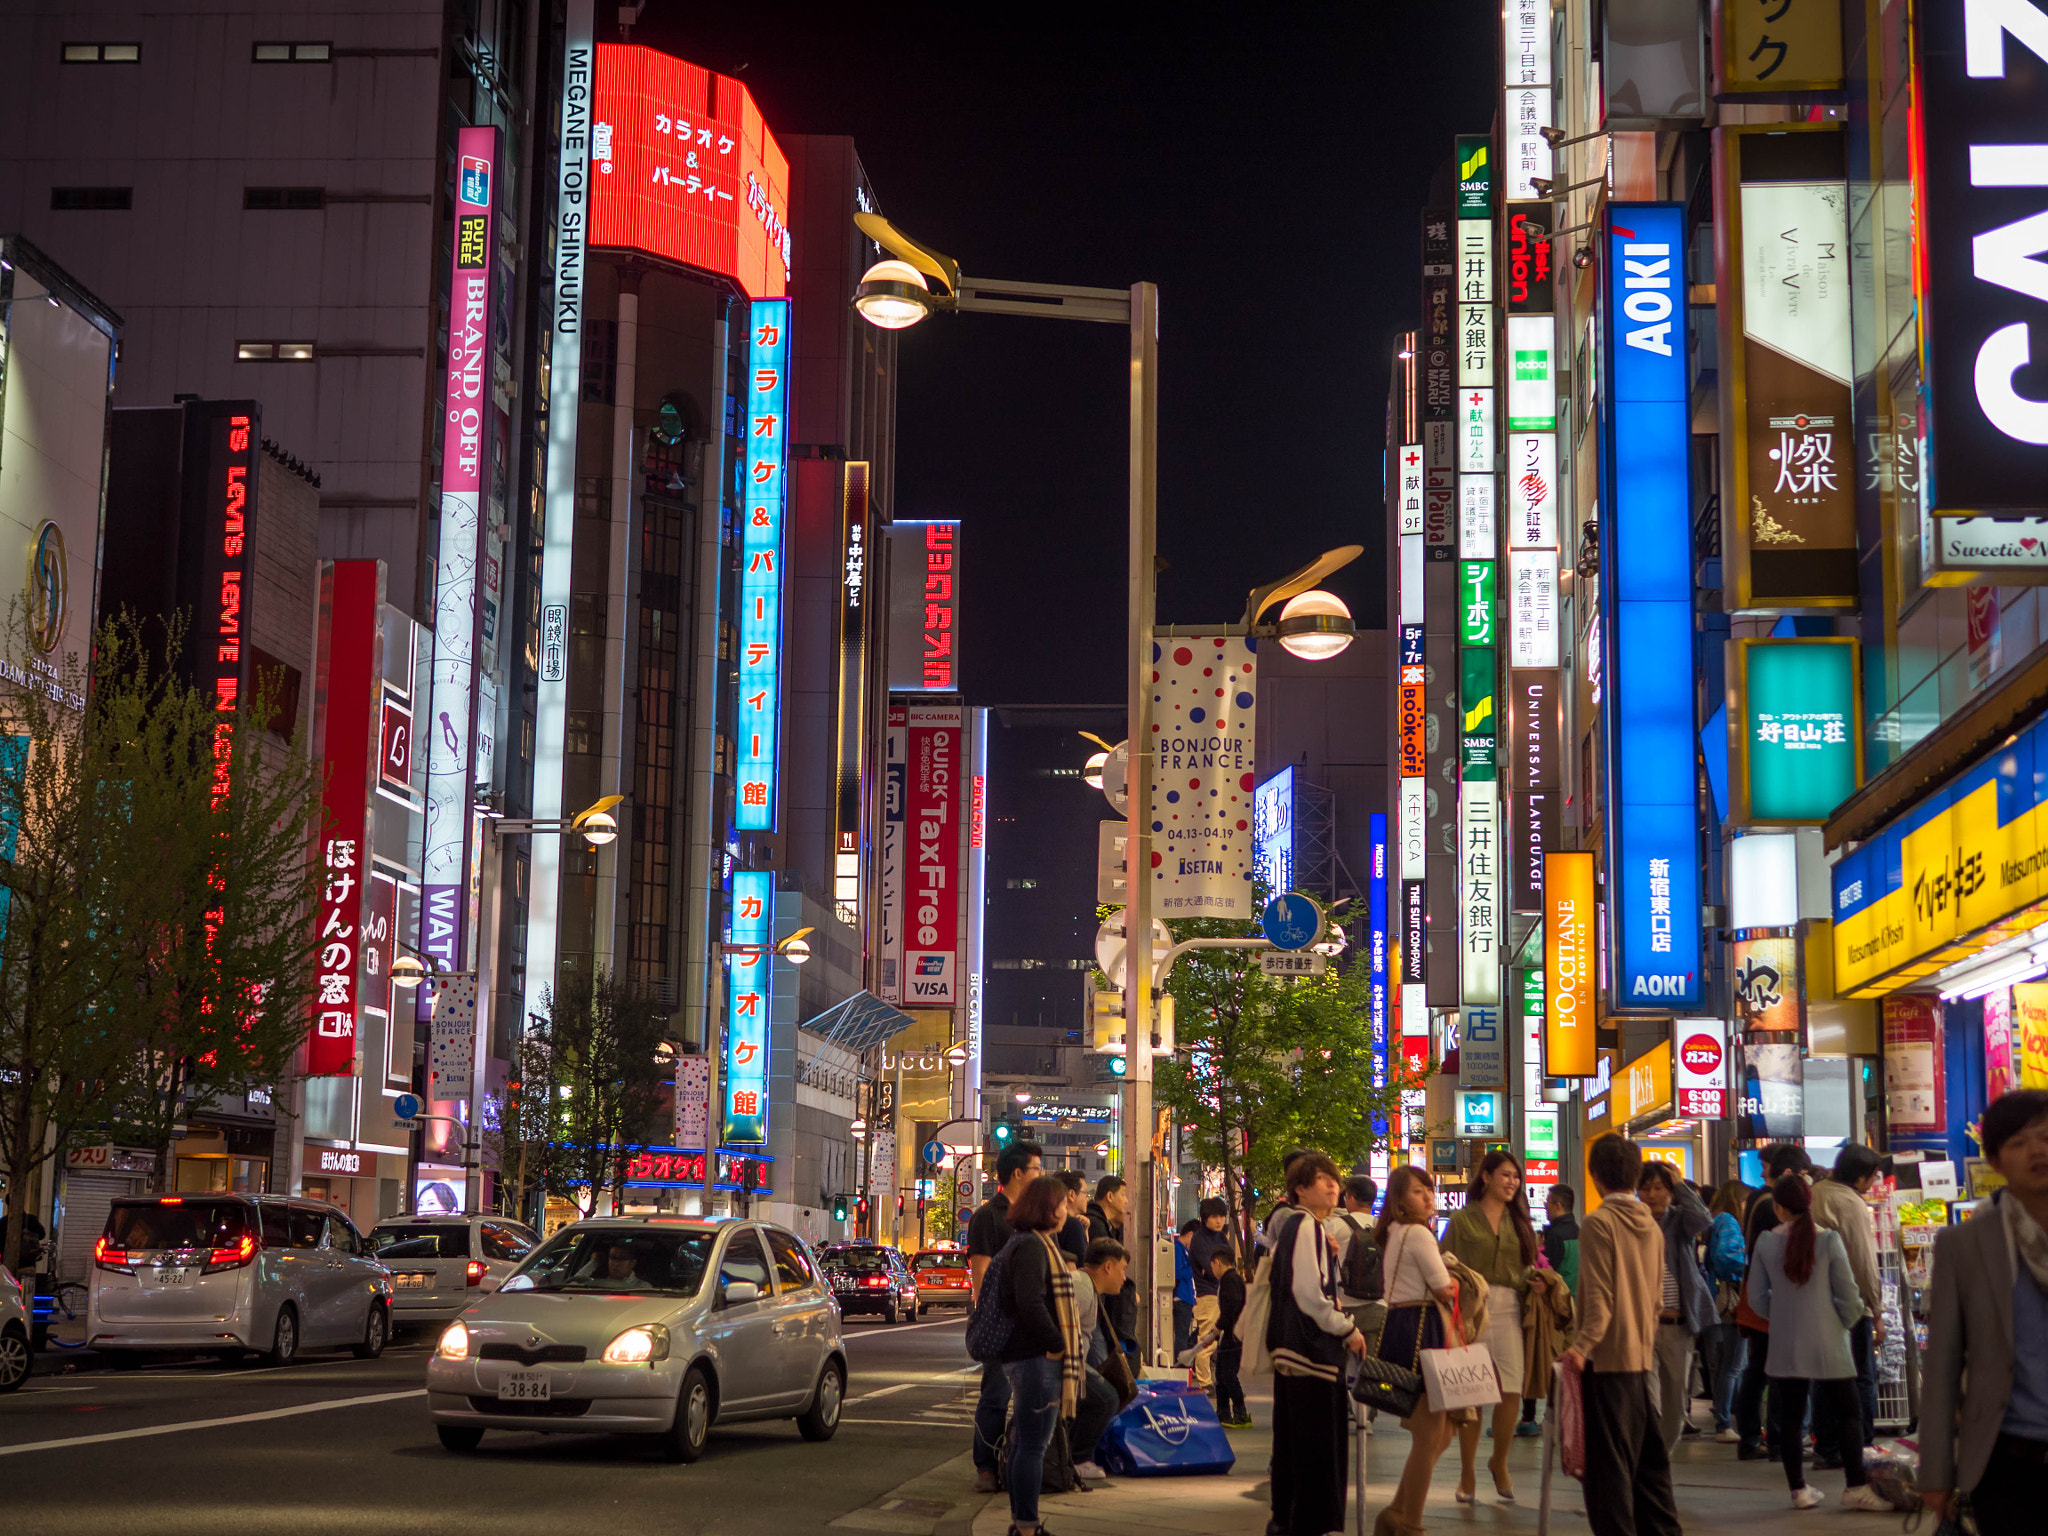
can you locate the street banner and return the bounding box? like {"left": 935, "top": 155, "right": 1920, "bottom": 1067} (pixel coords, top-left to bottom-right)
{"left": 428, "top": 974, "right": 480, "bottom": 1104}
{"left": 1150, "top": 635, "right": 1258, "bottom": 920}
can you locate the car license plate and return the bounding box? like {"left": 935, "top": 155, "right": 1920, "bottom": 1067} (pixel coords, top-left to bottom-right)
{"left": 152, "top": 1266, "right": 192, "bottom": 1286}
{"left": 395, "top": 1272, "right": 431, "bottom": 1289}
{"left": 498, "top": 1370, "right": 550, "bottom": 1402}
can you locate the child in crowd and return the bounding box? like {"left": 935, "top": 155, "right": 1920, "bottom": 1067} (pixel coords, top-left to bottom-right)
{"left": 1210, "top": 1250, "right": 1250, "bottom": 1426}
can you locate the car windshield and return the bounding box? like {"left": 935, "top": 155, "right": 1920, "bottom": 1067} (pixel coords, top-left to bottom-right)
{"left": 913, "top": 1254, "right": 965, "bottom": 1272}
{"left": 822, "top": 1248, "right": 892, "bottom": 1272}
{"left": 105, "top": 1201, "right": 251, "bottom": 1251}
{"left": 502, "top": 1228, "right": 714, "bottom": 1295}
{"left": 369, "top": 1224, "right": 470, "bottom": 1258}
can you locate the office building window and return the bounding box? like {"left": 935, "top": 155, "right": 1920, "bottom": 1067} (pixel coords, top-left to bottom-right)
{"left": 253, "top": 42, "right": 331, "bottom": 61}
{"left": 235, "top": 341, "right": 316, "bottom": 361}
{"left": 50, "top": 187, "right": 131, "bottom": 210}
{"left": 244, "top": 187, "right": 326, "bottom": 210}
{"left": 62, "top": 43, "right": 140, "bottom": 62}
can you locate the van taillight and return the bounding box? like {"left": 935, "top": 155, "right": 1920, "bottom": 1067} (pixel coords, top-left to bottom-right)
{"left": 94, "top": 1236, "right": 134, "bottom": 1274}
{"left": 202, "top": 1234, "right": 258, "bottom": 1275}
{"left": 465, "top": 1260, "right": 487, "bottom": 1286}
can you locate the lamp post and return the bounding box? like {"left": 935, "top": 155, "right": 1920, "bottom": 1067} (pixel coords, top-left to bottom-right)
{"left": 853, "top": 212, "right": 1165, "bottom": 1353}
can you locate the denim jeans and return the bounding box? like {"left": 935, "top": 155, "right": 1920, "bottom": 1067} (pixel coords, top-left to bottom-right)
{"left": 1704, "top": 1322, "right": 1743, "bottom": 1431}
{"left": 973, "top": 1359, "right": 1013, "bottom": 1472}
{"left": 1004, "top": 1356, "right": 1063, "bottom": 1526}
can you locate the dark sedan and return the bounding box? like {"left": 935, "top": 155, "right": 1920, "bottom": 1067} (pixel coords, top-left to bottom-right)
{"left": 816, "top": 1243, "right": 918, "bottom": 1324}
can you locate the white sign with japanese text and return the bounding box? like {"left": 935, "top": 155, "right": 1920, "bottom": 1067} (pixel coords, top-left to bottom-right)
{"left": 1508, "top": 433, "right": 1558, "bottom": 549}
{"left": 1461, "top": 389, "right": 1496, "bottom": 474}
{"left": 1509, "top": 551, "right": 1558, "bottom": 669}
{"left": 1460, "top": 475, "right": 1496, "bottom": 559}
{"left": 1398, "top": 444, "right": 1425, "bottom": 536}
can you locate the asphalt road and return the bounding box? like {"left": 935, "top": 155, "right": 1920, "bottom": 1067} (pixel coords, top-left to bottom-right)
{"left": 4, "top": 1310, "right": 985, "bottom": 1535}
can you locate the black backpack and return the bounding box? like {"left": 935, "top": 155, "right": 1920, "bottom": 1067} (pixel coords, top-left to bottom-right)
{"left": 1339, "top": 1213, "right": 1384, "bottom": 1301}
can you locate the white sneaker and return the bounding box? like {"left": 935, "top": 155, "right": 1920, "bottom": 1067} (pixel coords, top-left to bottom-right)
{"left": 1715, "top": 1428, "right": 1742, "bottom": 1444}
{"left": 1839, "top": 1486, "right": 1890, "bottom": 1512}
{"left": 1790, "top": 1487, "right": 1825, "bottom": 1511}
{"left": 1074, "top": 1461, "right": 1107, "bottom": 1481}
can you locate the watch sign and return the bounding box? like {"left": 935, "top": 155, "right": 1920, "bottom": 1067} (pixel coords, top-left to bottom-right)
{"left": 1673, "top": 1016, "right": 1729, "bottom": 1119}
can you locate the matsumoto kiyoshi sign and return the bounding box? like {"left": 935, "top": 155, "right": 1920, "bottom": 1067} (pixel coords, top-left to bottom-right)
{"left": 1150, "top": 636, "right": 1258, "bottom": 919}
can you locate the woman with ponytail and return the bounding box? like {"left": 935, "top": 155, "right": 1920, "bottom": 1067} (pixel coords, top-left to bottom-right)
{"left": 1746, "top": 1175, "right": 1888, "bottom": 1512}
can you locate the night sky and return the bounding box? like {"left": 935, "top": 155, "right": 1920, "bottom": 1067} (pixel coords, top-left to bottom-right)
{"left": 640, "top": 3, "right": 1498, "bottom": 704}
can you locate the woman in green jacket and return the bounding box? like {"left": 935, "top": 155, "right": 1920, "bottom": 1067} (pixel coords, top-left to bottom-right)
{"left": 1444, "top": 1150, "right": 1551, "bottom": 1503}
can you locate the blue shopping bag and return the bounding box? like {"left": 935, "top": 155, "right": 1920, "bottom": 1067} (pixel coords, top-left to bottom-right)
{"left": 1097, "top": 1382, "right": 1236, "bottom": 1477}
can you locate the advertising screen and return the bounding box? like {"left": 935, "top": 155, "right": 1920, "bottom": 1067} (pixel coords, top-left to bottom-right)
{"left": 1254, "top": 766, "right": 1295, "bottom": 897}
{"left": 588, "top": 44, "right": 790, "bottom": 299}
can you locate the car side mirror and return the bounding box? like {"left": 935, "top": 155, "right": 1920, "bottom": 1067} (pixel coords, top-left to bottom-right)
{"left": 723, "top": 1280, "right": 761, "bottom": 1306}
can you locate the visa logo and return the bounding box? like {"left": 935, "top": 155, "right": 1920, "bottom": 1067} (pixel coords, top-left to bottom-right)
{"left": 1620, "top": 241, "right": 1674, "bottom": 357}
{"left": 916, "top": 956, "right": 946, "bottom": 976}
{"left": 910, "top": 980, "right": 949, "bottom": 997}
{"left": 461, "top": 155, "right": 490, "bottom": 207}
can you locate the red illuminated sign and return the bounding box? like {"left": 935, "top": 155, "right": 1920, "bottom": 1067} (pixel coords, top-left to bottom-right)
{"left": 379, "top": 697, "right": 412, "bottom": 792}
{"left": 307, "top": 562, "right": 381, "bottom": 1077}
{"left": 920, "top": 524, "right": 956, "bottom": 689}
{"left": 587, "top": 44, "right": 790, "bottom": 299}
{"left": 621, "top": 1149, "right": 773, "bottom": 1191}
{"left": 1679, "top": 1032, "right": 1723, "bottom": 1076}
{"left": 207, "top": 412, "right": 256, "bottom": 810}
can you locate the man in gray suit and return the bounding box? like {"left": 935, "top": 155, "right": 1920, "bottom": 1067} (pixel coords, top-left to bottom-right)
{"left": 1921, "top": 1089, "right": 2048, "bottom": 1535}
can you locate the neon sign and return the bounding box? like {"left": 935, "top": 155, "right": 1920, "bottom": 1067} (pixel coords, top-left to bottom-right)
{"left": 723, "top": 870, "right": 773, "bottom": 1144}
{"left": 734, "top": 299, "right": 789, "bottom": 831}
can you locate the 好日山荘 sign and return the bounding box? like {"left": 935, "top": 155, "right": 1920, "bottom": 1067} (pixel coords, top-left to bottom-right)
{"left": 1732, "top": 639, "right": 1861, "bottom": 825}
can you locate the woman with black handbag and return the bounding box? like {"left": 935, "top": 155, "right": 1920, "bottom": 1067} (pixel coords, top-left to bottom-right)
{"left": 1268, "top": 1152, "right": 1372, "bottom": 1536}
{"left": 1371, "top": 1166, "right": 1461, "bottom": 1536}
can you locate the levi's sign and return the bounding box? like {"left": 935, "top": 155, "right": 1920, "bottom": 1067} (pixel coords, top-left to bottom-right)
{"left": 1914, "top": 0, "right": 2048, "bottom": 513}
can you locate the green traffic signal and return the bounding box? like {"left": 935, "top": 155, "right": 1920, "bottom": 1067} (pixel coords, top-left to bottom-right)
{"left": 991, "top": 1121, "right": 1014, "bottom": 1148}
{"left": 831, "top": 1194, "right": 849, "bottom": 1221}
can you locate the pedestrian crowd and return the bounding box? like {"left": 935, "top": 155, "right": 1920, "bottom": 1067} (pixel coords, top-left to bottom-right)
{"left": 956, "top": 1087, "right": 2048, "bottom": 1536}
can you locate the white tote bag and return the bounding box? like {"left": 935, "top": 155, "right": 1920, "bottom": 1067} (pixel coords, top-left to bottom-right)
{"left": 1418, "top": 1298, "right": 1501, "bottom": 1412}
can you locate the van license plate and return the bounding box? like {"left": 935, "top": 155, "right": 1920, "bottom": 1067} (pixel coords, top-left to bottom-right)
{"left": 498, "top": 1370, "right": 550, "bottom": 1402}
{"left": 153, "top": 1267, "right": 191, "bottom": 1286}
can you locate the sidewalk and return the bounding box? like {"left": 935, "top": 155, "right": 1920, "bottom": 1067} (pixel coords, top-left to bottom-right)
{"left": 968, "top": 1377, "right": 1908, "bottom": 1536}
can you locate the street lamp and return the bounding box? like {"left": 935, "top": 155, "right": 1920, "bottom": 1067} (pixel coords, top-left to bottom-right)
{"left": 488, "top": 793, "right": 626, "bottom": 847}
{"left": 1275, "top": 589, "right": 1355, "bottom": 660}
{"left": 852, "top": 207, "right": 1164, "bottom": 1358}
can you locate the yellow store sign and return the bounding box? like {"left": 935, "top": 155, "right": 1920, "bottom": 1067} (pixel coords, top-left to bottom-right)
{"left": 1613, "top": 1042, "right": 1673, "bottom": 1128}
{"left": 1831, "top": 718, "right": 2048, "bottom": 997}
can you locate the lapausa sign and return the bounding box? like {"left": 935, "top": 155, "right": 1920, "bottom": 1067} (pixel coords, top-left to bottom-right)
{"left": 1914, "top": 3, "right": 2048, "bottom": 515}
{"left": 1599, "top": 203, "right": 1701, "bottom": 1008}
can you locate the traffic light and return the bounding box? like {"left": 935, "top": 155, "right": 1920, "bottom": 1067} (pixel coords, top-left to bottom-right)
{"left": 857, "top": 1196, "right": 870, "bottom": 1222}
{"left": 1108, "top": 1055, "right": 1128, "bottom": 1077}
{"left": 831, "top": 1193, "right": 849, "bottom": 1222}
{"left": 991, "top": 1119, "right": 1015, "bottom": 1150}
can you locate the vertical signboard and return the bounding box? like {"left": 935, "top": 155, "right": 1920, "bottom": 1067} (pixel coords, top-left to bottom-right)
{"left": 1912, "top": 5, "right": 2048, "bottom": 519}
{"left": 1673, "top": 1016, "right": 1729, "bottom": 1119}
{"left": 1370, "top": 813, "right": 1389, "bottom": 1127}
{"left": 1398, "top": 445, "right": 1425, "bottom": 536}
{"left": 723, "top": 870, "right": 773, "bottom": 1143}
{"left": 904, "top": 703, "right": 963, "bottom": 1005}
{"left": 1151, "top": 636, "right": 1258, "bottom": 919}
{"left": 1422, "top": 208, "right": 1456, "bottom": 424}
{"left": 734, "top": 298, "right": 791, "bottom": 830}
{"left": 1398, "top": 626, "right": 1426, "bottom": 780}
{"left": 887, "top": 521, "right": 960, "bottom": 692}
{"left": 878, "top": 706, "right": 906, "bottom": 1004}
{"left": 1509, "top": 670, "right": 1556, "bottom": 911}
{"left": 422, "top": 125, "right": 499, "bottom": 977}
{"left": 1715, "top": 125, "right": 1856, "bottom": 608}
{"left": 1460, "top": 783, "right": 1501, "bottom": 1004}
{"left": 307, "top": 561, "right": 381, "bottom": 1076}
{"left": 1254, "top": 766, "right": 1296, "bottom": 897}
{"left": 1716, "top": 0, "right": 1842, "bottom": 94}
{"left": 1508, "top": 552, "right": 1557, "bottom": 668}
{"left": 1600, "top": 202, "right": 1701, "bottom": 1009}
{"left": 178, "top": 402, "right": 261, "bottom": 817}
{"left": 834, "top": 464, "right": 871, "bottom": 913}
{"left": 428, "top": 974, "right": 480, "bottom": 1103}
{"left": 1503, "top": 0, "right": 1552, "bottom": 200}
{"left": 1544, "top": 851, "right": 1596, "bottom": 1074}
{"left": 1730, "top": 637, "right": 1862, "bottom": 824}
{"left": 527, "top": 0, "right": 595, "bottom": 1036}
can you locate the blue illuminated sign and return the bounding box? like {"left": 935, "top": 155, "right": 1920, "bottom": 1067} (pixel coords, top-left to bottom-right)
{"left": 1369, "top": 812, "right": 1389, "bottom": 1135}
{"left": 1599, "top": 203, "right": 1700, "bottom": 1008}
{"left": 735, "top": 299, "right": 791, "bottom": 831}
{"left": 722, "top": 870, "right": 774, "bottom": 1144}
{"left": 1253, "top": 766, "right": 1295, "bottom": 895}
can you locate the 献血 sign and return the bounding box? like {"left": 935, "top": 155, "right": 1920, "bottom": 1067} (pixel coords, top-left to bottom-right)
{"left": 1731, "top": 637, "right": 1861, "bottom": 825}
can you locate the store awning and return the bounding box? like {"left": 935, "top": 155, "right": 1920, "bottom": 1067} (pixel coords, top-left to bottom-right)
{"left": 800, "top": 990, "right": 915, "bottom": 1054}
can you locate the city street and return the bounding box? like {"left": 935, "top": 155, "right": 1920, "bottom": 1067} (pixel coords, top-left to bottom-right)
{"left": 3, "top": 1316, "right": 982, "bottom": 1535}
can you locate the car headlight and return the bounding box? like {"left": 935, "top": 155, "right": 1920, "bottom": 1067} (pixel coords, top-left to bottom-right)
{"left": 436, "top": 1321, "right": 471, "bottom": 1361}
{"left": 602, "top": 1323, "right": 671, "bottom": 1365}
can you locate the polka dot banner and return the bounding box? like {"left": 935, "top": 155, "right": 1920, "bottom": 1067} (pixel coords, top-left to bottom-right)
{"left": 1149, "top": 634, "right": 1258, "bottom": 920}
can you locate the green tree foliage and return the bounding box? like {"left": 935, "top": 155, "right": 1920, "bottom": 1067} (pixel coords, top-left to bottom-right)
{"left": 1148, "top": 908, "right": 1423, "bottom": 1252}
{"left": 499, "top": 970, "right": 672, "bottom": 1219}
{"left": 0, "top": 618, "right": 322, "bottom": 1268}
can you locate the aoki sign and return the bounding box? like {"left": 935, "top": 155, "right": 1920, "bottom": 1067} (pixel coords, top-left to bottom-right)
{"left": 1914, "top": 1, "right": 2048, "bottom": 514}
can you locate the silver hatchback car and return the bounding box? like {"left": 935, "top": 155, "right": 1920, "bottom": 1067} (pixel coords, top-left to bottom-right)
{"left": 425, "top": 1217, "right": 845, "bottom": 1461}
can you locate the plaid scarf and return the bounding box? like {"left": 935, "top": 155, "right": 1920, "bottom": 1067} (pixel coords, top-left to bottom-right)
{"left": 1039, "top": 1231, "right": 1083, "bottom": 1417}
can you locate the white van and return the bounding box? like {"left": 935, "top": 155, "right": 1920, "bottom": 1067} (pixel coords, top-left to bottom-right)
{"left": 89, "top": 1194, "right": 393, "bottom": 1366}
{"left": 368, "top": 1214, "right": 540, "bottom": 1327}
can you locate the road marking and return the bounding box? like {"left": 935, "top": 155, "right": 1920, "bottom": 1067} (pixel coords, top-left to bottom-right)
{"left": 838, "top": 1417, "right": 959, "bottom": 1428}
{"left": 0, "top": 1388, "right": 426, "bottom": 1457}
{"left": 842, "top": 1316, "right": 967, "bottom": 1339}
{"left": 149, "top": 1357, "right": 390, "bottom": 1380}
{"left": 849, "top": 1382, "right": 917, "bottom": 1402}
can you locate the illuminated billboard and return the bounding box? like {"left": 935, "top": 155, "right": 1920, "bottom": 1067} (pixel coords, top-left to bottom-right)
{"left": 1254, "top": 765, "right": 1295, "bottom": 897}
{"left": 723, "top": 870, "right": 773, "bottom": 1144}
{"left": 733, "top": 299, "right": 790, "bottom": 831}
{"left": 1599, "top": 203, "right": 1701, "bottom": 1008}
{"left": 887, "top": 521, "right": 960, "bottom": 692}
{"left": 588, "top": 44, "right": 790, "bottom": 299}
